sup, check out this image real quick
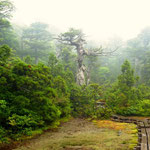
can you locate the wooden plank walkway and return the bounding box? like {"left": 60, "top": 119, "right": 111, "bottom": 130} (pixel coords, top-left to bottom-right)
{"left": 111, "top": 115, "right": 150, "bottom": 150}
{"left": 141, "top": 128, "right": 147, "bottom": 150}
{"left": 146, "top": 128, "right": 150, "bottom": 149}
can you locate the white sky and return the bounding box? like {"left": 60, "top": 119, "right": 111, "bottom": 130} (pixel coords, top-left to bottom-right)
{"left": 11, "top": 0, "right": 150, "bottom": 42}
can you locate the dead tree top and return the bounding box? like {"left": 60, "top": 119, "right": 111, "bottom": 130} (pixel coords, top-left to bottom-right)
{"left": 57, "top": 28, "right": 119, "bottom": 57}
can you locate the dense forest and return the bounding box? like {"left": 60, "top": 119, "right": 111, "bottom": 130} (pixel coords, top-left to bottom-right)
{"left": 1, "top": 0, "right": 150, "bottom": 144}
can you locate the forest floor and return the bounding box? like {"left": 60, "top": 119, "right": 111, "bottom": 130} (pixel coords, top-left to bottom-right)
{"left": 11, "top": 118, "right": 138, "bottom": 150}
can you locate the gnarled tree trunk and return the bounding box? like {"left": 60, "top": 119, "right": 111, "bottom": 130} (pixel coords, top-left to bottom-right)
{"left": 76, "top": 65, "right": 86, "bottom": 85}
{"left": 58, "top": 28, "right": 117, "bottom": 86}
{"left": 76, "top": 45, "right": 87, "bottom": 85}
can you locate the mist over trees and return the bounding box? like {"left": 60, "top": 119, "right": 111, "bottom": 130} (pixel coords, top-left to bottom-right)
{"left": 1, "top": 0, "right": 150, "bottom": 144}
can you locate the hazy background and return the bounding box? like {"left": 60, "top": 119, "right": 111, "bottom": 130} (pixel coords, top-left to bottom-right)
{"left": 11, "top": 0, "right": 150, "bottom": 42}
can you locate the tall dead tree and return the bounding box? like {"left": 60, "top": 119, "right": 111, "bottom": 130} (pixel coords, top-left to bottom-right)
{"left": 58, "top": 28, "right": 118, "bottom": 86}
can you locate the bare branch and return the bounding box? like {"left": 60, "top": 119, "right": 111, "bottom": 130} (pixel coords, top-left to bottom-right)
{"left": 56, "top": 36, "right": 79, "bottom": 47}
{"left": 85, "top": 45, "right": 120, "bottom": 56}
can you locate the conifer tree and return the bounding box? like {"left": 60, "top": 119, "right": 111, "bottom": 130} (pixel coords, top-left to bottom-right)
{"left": 118, "top": 60, "right": 135, "bottom": 91}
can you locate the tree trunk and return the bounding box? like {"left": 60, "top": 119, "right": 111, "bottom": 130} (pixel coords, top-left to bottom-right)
{"left": 77, "top": 65, "right": 86, "bottom": 85}
{"left": 76, "top": 46, "right": 86, "bottom": 85}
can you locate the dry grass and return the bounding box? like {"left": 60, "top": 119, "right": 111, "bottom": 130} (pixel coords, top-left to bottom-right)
{"left": 14, "top": 118, "right": 138, "bottom": 150}
{"left": 96, "top": 120, "right": 137, "bottom": 132}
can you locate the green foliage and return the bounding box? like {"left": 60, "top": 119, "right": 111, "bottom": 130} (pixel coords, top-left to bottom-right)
{"left": 138, "top": 84, "right": 150, "bottom": 99}
{"left": 3, "top": 9, "right": 150, "bottom": 145}
{"left": 0, "top": 44, "right": 11, "bottom": 61}
{"left": 0, "top": 0, "right": 14, "bottom": 19}
{"left": 118, "top": 60, "right": 135, "bottom": 90}
{"left": 141, "top": 52, "right": 150, "bottom": 85}
{"left": 70, "top": 83, "right": 112, "bottom": 119}
{"left": 0, "top": 126, "right": 8, "bottom": 143}
{"left": 106, "top": 60, "right": 142, "bottom": 116}
{"left": 138, "top": 100, "right": 150, "bottom": 116}
{"left": 93, "top": 107, "right": 112, "bottom": 119}
{"left": 58, "top": 45, "right": 77, "bottom": 74}
{"left": 0, "top": 24, "right": 19, "bottom": 50}
{"left": 8, "top": 114, "right": 43, "bottom": 131}
{"left": 24, "top": 55, "right": 33, "bottom": 64}
{"left": 48, "top": 53, "right": 58, "bottom": 68}
{"left": 0, "top": 1, "right": 19, "bottom": 51}
{"left": 59, "top": 28, "right": 85, "bottom": 44}
{"left": 2, "top": 2, "right": 150, "bottom": 145}
{"left": 22, "top": 22, "right": 52, "bottom": 64}
{"left": 0, "top": 50, "right": 73, "bottom": 142}
{"left": 115, "top": 99, "right": 150, "bottom": 116}
{"left": 96, "top": 66, "right": 111, "bottom": 85}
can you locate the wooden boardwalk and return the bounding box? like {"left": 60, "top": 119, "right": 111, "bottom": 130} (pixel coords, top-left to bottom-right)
{"left": 111, "top": 115, "right": 150, "bottom": 150}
